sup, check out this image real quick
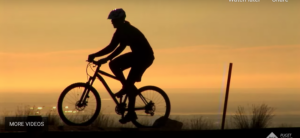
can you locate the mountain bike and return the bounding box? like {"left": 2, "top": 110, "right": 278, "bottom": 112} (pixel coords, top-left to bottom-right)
{"left": 57, "top": 60, "right": 171, "bottom": 128}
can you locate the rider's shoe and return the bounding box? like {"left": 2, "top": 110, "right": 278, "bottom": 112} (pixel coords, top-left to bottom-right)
{"left": 119, "top": 111, "right": 138, "bottom": 124}
{"left": 114, "top": 86, "right": 138, "bottom": 98}
{"left": 114, "top": 88, "right": 127, "bottom": 98}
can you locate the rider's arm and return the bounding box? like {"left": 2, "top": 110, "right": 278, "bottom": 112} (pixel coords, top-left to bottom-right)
{"left": 92, "top": 32, "right": 120, "bottom": 57}
{"left": 106, "top": 43, "right": 126, "bottom": 61}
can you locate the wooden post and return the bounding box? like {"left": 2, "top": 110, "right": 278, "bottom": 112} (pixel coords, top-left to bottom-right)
{"left": 221, "top": 63, "right": 233, "bottom": 130}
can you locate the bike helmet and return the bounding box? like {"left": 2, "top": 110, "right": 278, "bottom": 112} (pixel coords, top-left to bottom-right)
{"left": 108, "top": 8, "right": 126, "bottom": 19}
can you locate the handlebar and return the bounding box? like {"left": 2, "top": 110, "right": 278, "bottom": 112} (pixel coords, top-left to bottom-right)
{"left": 86, "top": 58, "right": 108, "bottom": 65}
{"left": 86, "top": 60, "right": 95, "bottom": 64}
{"left": 85, "top": 58, "right": 107, "bottom": 79}
{"left": 86, "top": 59, "right": 107, "bottom": 66}
{"left": 86, "top": 60, "right": 100, "bottom": 68}
{"left": 86, "top": 60, "right": 101, "bottom": 77}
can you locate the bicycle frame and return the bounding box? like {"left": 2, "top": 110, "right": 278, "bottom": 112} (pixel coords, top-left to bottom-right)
{"left": 78, "top": 63, "right": 148, "bottom": 111}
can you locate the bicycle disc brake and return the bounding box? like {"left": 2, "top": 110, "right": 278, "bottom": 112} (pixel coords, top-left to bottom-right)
{"left": 145, "top": 101, "right": 155, "bottom": 115}
{"left": 75, "top": 95, "right": 89, "bottom": 111}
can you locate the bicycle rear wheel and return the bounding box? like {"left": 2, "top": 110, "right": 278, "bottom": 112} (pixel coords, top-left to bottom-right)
{"left": 131, "top": 86, "right": 171, "bottom": 128}
{"left": 57, "top": 83, "right": 101, "bottom": 126}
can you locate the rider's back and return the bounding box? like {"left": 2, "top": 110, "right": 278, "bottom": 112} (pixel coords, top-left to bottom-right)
{"left": 114, "top": 21, "right": 154, "bottom": 59}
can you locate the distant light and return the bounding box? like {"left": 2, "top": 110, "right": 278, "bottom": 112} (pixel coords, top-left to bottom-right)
{"left": 36, "top": 112, "right": 39, "bottom": 114}
{"left": 30, "top": 107, "right": 33, "bottom": 110}
{"left": 65, "top": 106, "right": 68, "bottom": 109}
{"left": 68, "top": 111, "right": 72, "bottom": 113}
{"left": 53, "top": 107, "right": 56, "bottom": 109}
{"left": 37, "top": 107, "right": 43, "bottom": 110}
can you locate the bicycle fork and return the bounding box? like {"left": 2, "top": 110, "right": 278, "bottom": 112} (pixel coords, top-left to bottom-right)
{"left": 77, "top": 76, "right": 96, "bottom": 107}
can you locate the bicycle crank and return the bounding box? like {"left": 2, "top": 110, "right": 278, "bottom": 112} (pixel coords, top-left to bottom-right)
{"left": 115, "top": 103, "right": 126, "bottom": 115}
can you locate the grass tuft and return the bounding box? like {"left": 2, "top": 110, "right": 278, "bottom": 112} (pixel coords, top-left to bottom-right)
{"left": 231, "top": 103, "right": 275, "bottom": 129}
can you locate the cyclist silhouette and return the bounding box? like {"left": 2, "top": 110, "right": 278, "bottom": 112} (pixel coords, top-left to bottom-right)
{"left": 87, "top": 8, "right": 155, "bottom": 123}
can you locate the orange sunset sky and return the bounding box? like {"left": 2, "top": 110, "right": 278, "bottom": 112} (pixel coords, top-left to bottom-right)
{"left": 0, "top": 0, "right": 299, "bottom": 94}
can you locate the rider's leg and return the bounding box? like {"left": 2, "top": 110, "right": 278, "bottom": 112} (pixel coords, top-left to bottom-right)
{"left": 119, "top": 72, "right": 138, "bottom": 123}
{"left": 119, "top": 58, "right": 154, "bottom": 123}
{"left": 125, "top": 77, "right": 137, "bottom": 112}
{"left": 109, "top": 53, "right": 133, "bottom": 91}
{"left": 127, "top": 57, "right": 154, "bottom": 111}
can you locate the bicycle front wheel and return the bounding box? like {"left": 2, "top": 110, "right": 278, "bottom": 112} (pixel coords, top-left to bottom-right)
{"left": 57, "top": 83, "right": 101, "bottom": 126}
{"left": 131, "top": 86, "right": 171, "bottom": 128}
